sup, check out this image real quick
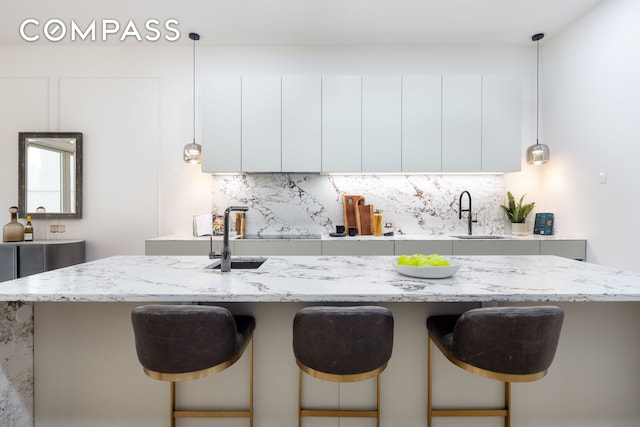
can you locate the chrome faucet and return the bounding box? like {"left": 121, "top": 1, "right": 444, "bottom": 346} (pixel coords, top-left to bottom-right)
{"left": 221, "top": 205, "right": 249, "bottom": 272}
{"left": 458, "top": 191, "right": 477, "bottom": 235}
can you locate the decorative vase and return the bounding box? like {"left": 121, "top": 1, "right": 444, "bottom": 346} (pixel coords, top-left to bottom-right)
{"left": 511, "top": 222, "right": 528, "bottom": 235}
{"left": 3, "top": 206, "right": 25, "bottom": 242}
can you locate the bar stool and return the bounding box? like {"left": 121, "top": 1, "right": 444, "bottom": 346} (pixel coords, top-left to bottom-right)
{"left": 131, "top": 304, "right": 255, "bottom": 427}
{"left": 292, "top": 305, "right": 394, "bottom": 427}
{"left": 427, "top": 306, "right": 564, "bottom": 427}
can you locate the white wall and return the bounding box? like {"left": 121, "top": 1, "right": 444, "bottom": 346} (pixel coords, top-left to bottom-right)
{"left": 1, "top": 43, "right": 536, "bottom": 261}
{"left": 530, "top": 0, "right": 640, "bottom": 270}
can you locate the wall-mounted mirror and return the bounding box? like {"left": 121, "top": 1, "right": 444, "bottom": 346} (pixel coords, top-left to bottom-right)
{"left": 19, "top": 132, "right": 82, "bottom": 219}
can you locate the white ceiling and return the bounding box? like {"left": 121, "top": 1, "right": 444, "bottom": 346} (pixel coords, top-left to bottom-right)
{"left": 3, "top": 0, "right": 603, "bottom": 46}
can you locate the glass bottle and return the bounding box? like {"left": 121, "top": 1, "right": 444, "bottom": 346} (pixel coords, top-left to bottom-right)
{"left": 24, "top": 215, "right": 34, "bottom": 241}
{"left": 3, "top": 206, "right": 25, "bottom": 242}
{"left": 373, "top": 210, "right": 383, "bottom": 236}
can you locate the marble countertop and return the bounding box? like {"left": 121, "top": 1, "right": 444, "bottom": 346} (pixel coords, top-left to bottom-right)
{"left": 0, "top": 239, "right": 84, "bottom": 246}
{"left": 2, "top": 255, "right": 638, "bottom": 303}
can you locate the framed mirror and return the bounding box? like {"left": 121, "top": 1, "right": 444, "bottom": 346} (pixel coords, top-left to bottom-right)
{"left": 18, "top": 132, "right": 83, "bottom": 219}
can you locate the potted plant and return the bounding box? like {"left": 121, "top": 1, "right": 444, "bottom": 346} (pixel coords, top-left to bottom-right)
{"left": 500, "top": 192, "right": 535, "bottom": 235}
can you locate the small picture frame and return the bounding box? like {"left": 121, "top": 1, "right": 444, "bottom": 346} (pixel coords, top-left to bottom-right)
{"left": 533, "top": 213, "right": 554, "bottom": 235}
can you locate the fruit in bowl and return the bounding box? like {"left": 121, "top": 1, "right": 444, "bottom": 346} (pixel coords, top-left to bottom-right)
{"left": 397, "top": 253, "right": 450, "bottom": 267}
{"left": 393, "top": 254, "right": 461, "bottom": 278}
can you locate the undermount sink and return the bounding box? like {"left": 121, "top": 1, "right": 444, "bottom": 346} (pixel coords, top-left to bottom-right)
{"left": 453, "top": 235, "right": 505, "bottom": 240}
{"left": 206, "top": 257, "right": 267, "bottom": 270}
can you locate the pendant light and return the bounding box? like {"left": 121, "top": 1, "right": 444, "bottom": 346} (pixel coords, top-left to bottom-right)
{"left": 183, "top": 32, "right": 202, "bottom": 164}
{"left": 526, "top": 32, "right": 550, "bottom": 165}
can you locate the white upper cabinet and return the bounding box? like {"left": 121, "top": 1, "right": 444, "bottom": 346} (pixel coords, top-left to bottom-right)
{"left": 362, "top": 75, "right": 402, "bottom": 172}
{"left": 441, "top": 75, "right": 482, "bottom": 172}
{"left": 282, "top": 76, "right": 322, "bottom": 172}
{"left": 202, "top": 73, "right": 521, "bottom": 174}
{"left": 201, "top": 75, "right": 241, "bottom": 173}
{"left": 241, "top": 76, "right": 282, "bottom": 172}
{"left": 321, "top": 76, "right": 362, "bottom": 173}
{"left": 482, "top": 75, "right": 522, "bottom": 172}
{"left": 401, "top": 75, "right": 442, "bottom": 172}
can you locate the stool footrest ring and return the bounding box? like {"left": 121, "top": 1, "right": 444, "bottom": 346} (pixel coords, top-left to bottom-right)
{"left": 174, "top": 409, "right": 251, "bottom": 418}
{"left": 431, "top": 408, "right": 509, "bottom": 417}
{"left": 300, "top": 409, "right": 378, "bottom": 418}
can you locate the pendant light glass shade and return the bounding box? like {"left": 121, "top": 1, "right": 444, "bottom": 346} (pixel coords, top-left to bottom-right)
{"left": 183, "top": 32, "right": 201, "bottom": 164}
{"left": 183, "top": 140, "right": 202, "bottom": 163}
{"left": 526, "top": 32, "right": 550, "bottom": 165}
{"left": 526, "top": 142, "right": 550, "bottom": 165}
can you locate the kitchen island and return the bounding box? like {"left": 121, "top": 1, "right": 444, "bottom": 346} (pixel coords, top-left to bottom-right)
{"left": 2, "top": 255, "right": 640, "bottom": 427}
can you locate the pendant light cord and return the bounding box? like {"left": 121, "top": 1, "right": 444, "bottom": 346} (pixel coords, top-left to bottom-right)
{"left": 532, "top": 33, "right": 544, "bottom": 146}
{"left": 192, "top": 35, "right": 196, "bottom": 144}
{"left": 536, "top": 37, "right": 540, "bottom": 145}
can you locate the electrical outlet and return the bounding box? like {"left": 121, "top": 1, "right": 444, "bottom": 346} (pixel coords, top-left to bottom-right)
{"left": 599, "top": 170, "right": 607, "bottom": 184}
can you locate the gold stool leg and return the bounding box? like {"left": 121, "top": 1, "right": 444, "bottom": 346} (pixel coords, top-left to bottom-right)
{"left": 298, "top": 367, "right": 303, "bottom": 427}
{"left": 427, "top": 336, "right": 433, "bottom": 427}
{"left": 249, "top": 337, "right": 254, "bottom": 427}
{"left": 170, "top": 381, "right": 176, "bottom": 427}
{"left": 505, "top": 381, "right": 511, "bottom": 427}
{"left": 376, "top": 374, "right": 381, "bottom": 427}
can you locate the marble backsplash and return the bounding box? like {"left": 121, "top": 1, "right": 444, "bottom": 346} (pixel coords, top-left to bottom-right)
{"left": 211, "top": 174, "right": 506, "bottom": 236}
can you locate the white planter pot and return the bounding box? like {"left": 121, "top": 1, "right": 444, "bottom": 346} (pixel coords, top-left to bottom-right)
{"left": 511, "top": 222, "right": 528, "bottom": 235}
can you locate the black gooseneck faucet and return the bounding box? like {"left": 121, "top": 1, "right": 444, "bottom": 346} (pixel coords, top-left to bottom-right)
{"left": 458, "top": 191, "right": 477, "bottom": 235}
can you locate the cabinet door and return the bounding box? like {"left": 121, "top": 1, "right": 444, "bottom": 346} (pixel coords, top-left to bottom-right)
{"left": 482, "top": 75, "right": 522, "bottom": 172}
{"left": 0, "top": 246, "right": 17, "bottom": 281}
{"left": 282, "top": 76, "right": 321, "bottom": 172}
{"left": 242, "top": 76, "right": 282, "bottom": 172}
{"left": 322, "top": 76, "right": 362, "bottom": 172}
{"left": 402, "top": 75, "right": 442, "bottom": 172}
{"left": 234, "top": 240, "right": 321, "bottom": 256}
{"left": 145, "top": 239, "right": 225, "bottom": 256}
{"left": 540, "top": 240, "right": 586, "bottom": 261}
{"left": 18, "top": 245, "right": 45, "bottom": 277}
{"left": 452, "top": 240, "right": 539, "bottom": 255}
{"left": 321, "top": 240, "right": 394, "bottom": 256}
{"left": 362, "top": 75, "right": 402, "bottom": 172}
{"left": 394, "top": 240, "right": 453, "bottom": 256}
{"left": 442, "top": 75, "right": 482, "bottom": 172}
{"left": 201, "top": 75, "right": 242, "bottom": 173}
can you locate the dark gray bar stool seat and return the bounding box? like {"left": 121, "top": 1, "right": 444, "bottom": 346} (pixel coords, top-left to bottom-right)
{"left": 293, "top": 305, "right": 394, "bottom": 427}
{"left": 427, "top": 306, "right": 564, "bottom": 427}
{"left": 131, "top": 304, "right": 255, "bottom": 427}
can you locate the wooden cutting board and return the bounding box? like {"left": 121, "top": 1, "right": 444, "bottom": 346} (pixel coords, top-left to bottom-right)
{"left": 342, "top": 195, "right": 363, "bottom": 232}
{"left": 356, "top": 200, "right": 374, "bottom": 235}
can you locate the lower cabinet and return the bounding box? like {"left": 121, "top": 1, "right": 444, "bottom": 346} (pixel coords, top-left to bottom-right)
{"left": 0, "top": 246, "right": 17, "bottom": 281}
{"left": 395, "top": 240, "right": 453, "bottom": 256}
{"left": 540, "top": 240, "right": 586, "bottom": 261}
{"left": 144, "top": 237, "right": 587, "bottom": 260}
{"left": 452, "top": 239, "right": 540, "bottom": 256}
{"left": 322, "top": 240, "right": 394, "bottom": 255}
{"left": 0, "top": 241, "right": 85, "bottom": 281}
{"left": 145, "top": 239, "right": 220, "bottom": 256}
{"left": 235, "top": 240, "right": 321, "bottom": 256}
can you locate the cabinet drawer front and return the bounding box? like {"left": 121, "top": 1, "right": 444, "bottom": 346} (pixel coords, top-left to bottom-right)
{"left": 452, "top": 240, "right": 539, "bottom": 255}
{"left": 540, "top": 240, "right": 586, "bottom": 261}
{"left": 322, "top": 240, "right": 394, "bottom": 256}
{"left": 394, "top": 240, "right": 453, "bottom": 256}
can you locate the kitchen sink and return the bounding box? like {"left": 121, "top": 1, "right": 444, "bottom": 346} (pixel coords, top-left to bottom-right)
{"left": 206, "top": 257, "right": 267, "bottom": 270}
{"left": 453, "top": 235, "right": 505, "bottom": 240}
